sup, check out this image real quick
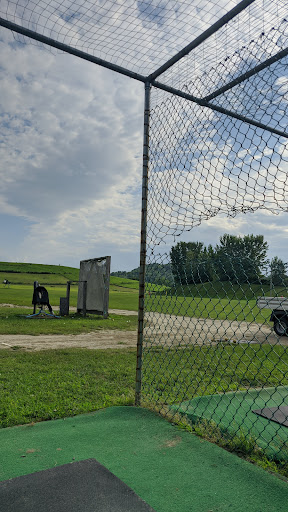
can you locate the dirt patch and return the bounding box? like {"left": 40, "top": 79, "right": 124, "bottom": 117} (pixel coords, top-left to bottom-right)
{"left": 0, "top": 303, "right": 31, "bottom": 308}
{"left": 162, "top": 436, "right": 182, "bottom": 448}
{"left": 0, "top": 306, "right": 138, "bottom": 351}
{"left": 0, "top": 307, "right": 284, "bottom": 351}
{"left": 0, "top": 304, "right": 138, "bottom": 316}
{"left": 145, "top": 311, "right": 284, "bottom": 346}
{"left": 0, "top": 330, "right": 137, "bottom": 351}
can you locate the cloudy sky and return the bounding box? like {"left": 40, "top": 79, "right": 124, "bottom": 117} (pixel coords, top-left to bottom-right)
{"left": 0, "top": 27, "right": 145, "bottom": 271}
{"left": 0, "top": 1, "right": 287, "bottom": 272}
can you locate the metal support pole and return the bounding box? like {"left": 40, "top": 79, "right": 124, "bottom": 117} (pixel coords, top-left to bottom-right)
{"left": 33, "top": 281, "right": 39, "bottom": 314}
{"left": 151, "top": 80, "right": 288, "bottom": 139}
{"left": 103, "top": 256, "right": 111, "bottom": 319}
{"left": 66, "top": 281, "right": 71, "bottom": 313}
{"left": 135, "top": 81, "right": 151, "bottom": 406}
{"left": 203, "top": 45, "right": 288, "bottom": 102}
{"left": 0, "top": 18, "right": 146, "bottom": 85}
{"left": 82, "top": 281, "right": 87, "bottom": 318}
{"left": 66, "top": 281, "right": 71, "bottom": 299}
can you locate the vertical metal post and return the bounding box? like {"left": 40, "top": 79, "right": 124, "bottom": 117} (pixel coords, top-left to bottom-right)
{"left": 135, "top": 81, "right": 151, "bottom": 406}
{"left": 103, "top": 256, "right": 111, "bottom": 319}
{"left": 83, "top": 281, "right": 87, "bottom": 317}
{"left": 33, "top": 281, "right": 39, "bottom": 314}
{"left": 66, "top": 281, "right": 71, "bottom": 312}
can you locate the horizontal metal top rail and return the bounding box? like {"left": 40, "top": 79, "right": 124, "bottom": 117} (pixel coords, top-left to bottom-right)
{"left": 0, "top": 17, "right": 147, "bottom": 84}
{"left": 204, "top": 45, "right": 288, "bottom": 102}
{"left": 148, "top": 0, "right": 256, "bottom": 81}
{"left": 257, "top": 297, "right": 288, "bottom": 310}
{"left": 152, "top": 80, "right": 288, "bottom": 139}
{"left": 1, "top": 9, "right": 287, "bottom": 140}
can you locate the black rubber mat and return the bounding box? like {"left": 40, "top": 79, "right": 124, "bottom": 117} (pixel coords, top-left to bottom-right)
{"left": 0, "top": 458, "right": 156, "bottom": 512}
{"left": 252, "top": 406, "right": 288, "bottom": 427}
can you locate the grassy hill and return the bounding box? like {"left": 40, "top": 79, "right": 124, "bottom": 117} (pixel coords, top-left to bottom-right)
{"left": 1, "top": 262, "right": 286, "bottom": 300}
{"left": 0, "top": 261, "right": 282, "bottom": 326}
{"left": 170, "top": 280, "right": 288, "bottom": 301}
{"left": 0, "top": 262, "right": 140, "bottom": 289}
{"left": 0, "top": 262, "right": 79, "bottom": 284}
{"left": 0, "top": 261, "right": 140, "bottom": 311}
{"left": 0, "top": 262, "right": 171, "bottom": 295}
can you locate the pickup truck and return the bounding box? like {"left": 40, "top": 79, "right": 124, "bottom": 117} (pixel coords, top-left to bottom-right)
{"left": 257, "top": 297, "right": 288, "bottom": 336}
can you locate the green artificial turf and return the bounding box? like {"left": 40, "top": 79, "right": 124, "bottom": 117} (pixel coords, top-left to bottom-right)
{"left": 172, "top": 386, "right": 288, "bottom": 461}
{"left": 1, "top": 407, "right": 288, "bottom": 512}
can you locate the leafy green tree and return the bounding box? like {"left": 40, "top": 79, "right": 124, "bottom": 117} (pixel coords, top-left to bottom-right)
{"left": 269, "top": 256, "right": 288, "bottom": 287}
{"left": 170, "top": 241, "right": 213, "bottom": 284}
{"left": 214, "top": 234, "right": 268, "bottom": 284}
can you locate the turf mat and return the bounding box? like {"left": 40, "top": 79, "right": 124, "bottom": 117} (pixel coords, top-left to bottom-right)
{"left": 0, "top": 458, "right": 155, "bottom": 512}
{"left": 0, "top": 406, "right": 288, "bottom": 511}
{"left": 172, "top": 386, "right": 288, "bottom": 460}
{"left": 253, "top": 406, "right": 288, "bottom": 427}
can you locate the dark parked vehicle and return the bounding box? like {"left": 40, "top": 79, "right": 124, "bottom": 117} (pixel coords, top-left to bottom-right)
{"left": 257, "top": 297, "right": 288, "bottom": 336}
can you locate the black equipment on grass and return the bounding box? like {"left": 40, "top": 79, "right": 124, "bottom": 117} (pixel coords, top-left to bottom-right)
{"left": 26, "top": 281, "right": 59, "bottom": 318}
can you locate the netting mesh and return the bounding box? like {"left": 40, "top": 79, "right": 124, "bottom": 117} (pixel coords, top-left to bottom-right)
{"left": 0, "top": 0, "right": 241, "bottom": 75}
{"left": 142, "top": 243, "right": 288, "bottom": 461}
{"left": 148, "top": 88, "right": 288, "bottom": 243}
{"left": 159, "top": 2, "right": 288, "bottom": 94}
{"left": 1, "top": 0, "right": 288, "bottom": 466}
{"left": 140, "top": 4, "right": 288, "bottom": 464}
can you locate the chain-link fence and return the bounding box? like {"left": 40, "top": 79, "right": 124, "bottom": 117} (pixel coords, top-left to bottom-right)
{"left": 141, "top": 249, "right": 288, "bottom": 461}
{"left": 141, "top": 9, "right": 288, "bottom": 464}
{"left": 1, "top": 0, "right": 288, "bottom": 464}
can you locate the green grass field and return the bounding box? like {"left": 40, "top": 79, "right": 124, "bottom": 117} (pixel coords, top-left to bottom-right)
{"left": 0, "top": 348, "right": 136, "bottom": 428}
{"left": 0, "top": 262, "right": 140, "bottom": 335}
{"left": 1, "top": 343, "right": 288, "bottom": 429}
{"left": 0, "top": 283, "right": 139, "bottom": 311}
{"left": 1, "top": 262, "right": 288, "bottom": 476}
{"left": 0, "top": 282, "right": 270, "bottom": 333}
{"left": 0, "top": 261, "right": 275, "bottom": 328}
{"left": 0, "top": 284, "right": 271, "bottom": 335}
{"left": 146, "top": 294, "right": 271, "bottom": 324}
{"left": 0, "top": 307, "right": 137, "bottom": 335}
{"left": 171, "top": 280, "right": 288, "bottom": 300}
{"left": 141, "top": 344, "right": 288, "bottom": 404}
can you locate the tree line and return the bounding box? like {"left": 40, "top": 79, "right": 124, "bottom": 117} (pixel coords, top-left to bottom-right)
{"left": 170, "top": 234, "right": 288, "bottom": 286}
{"left": 111, "top": 262, "right": 172, "bottom": 285}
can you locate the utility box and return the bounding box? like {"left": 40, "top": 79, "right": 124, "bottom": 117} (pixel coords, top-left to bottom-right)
{"left": 59, "top": 297, "right": 69, "bottom": 316}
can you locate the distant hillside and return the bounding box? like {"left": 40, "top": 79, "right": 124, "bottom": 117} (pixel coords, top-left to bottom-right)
{"left": 112, "top": 263, "right": 173, "bottom": 286}
{"left": 0, "top": 261, "right": 79, "bottom": 283}
{"left": 0, "top": 262, "right": 141, "bottom": 289}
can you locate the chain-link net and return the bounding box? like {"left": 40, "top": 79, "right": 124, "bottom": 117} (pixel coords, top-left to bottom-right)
{"left": 148, "top": 93, "right": 288, "bottom": 239}
{"left": 1, "top": 0, "right": 288, "bottom": 465}
{"left": 142, "top": 9, "right": 288, "bottom": 464}
{"left": 142, "top": 248, "right": 288, "bottom": 461}
{"left": 0, "top": 0, "right": 241, "bottom": 75}
{"left": 158, "top": 1, "right": 288, "bottom": 97}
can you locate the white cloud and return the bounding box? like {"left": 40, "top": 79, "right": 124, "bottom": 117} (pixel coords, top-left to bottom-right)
{"left": 0, "top": 28, "right": 144, "bottom": 270}
{"left": 1, "top": 0, "right": 241, "bottom": 76}
{"left": 148, "top": 209, "right": 288, "bottom": 267}
{"left": 18, "top": 190, "right": 141, "bottom": 269}
{"left": 1, "top": 1, "right": 288, "bottom": 273}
